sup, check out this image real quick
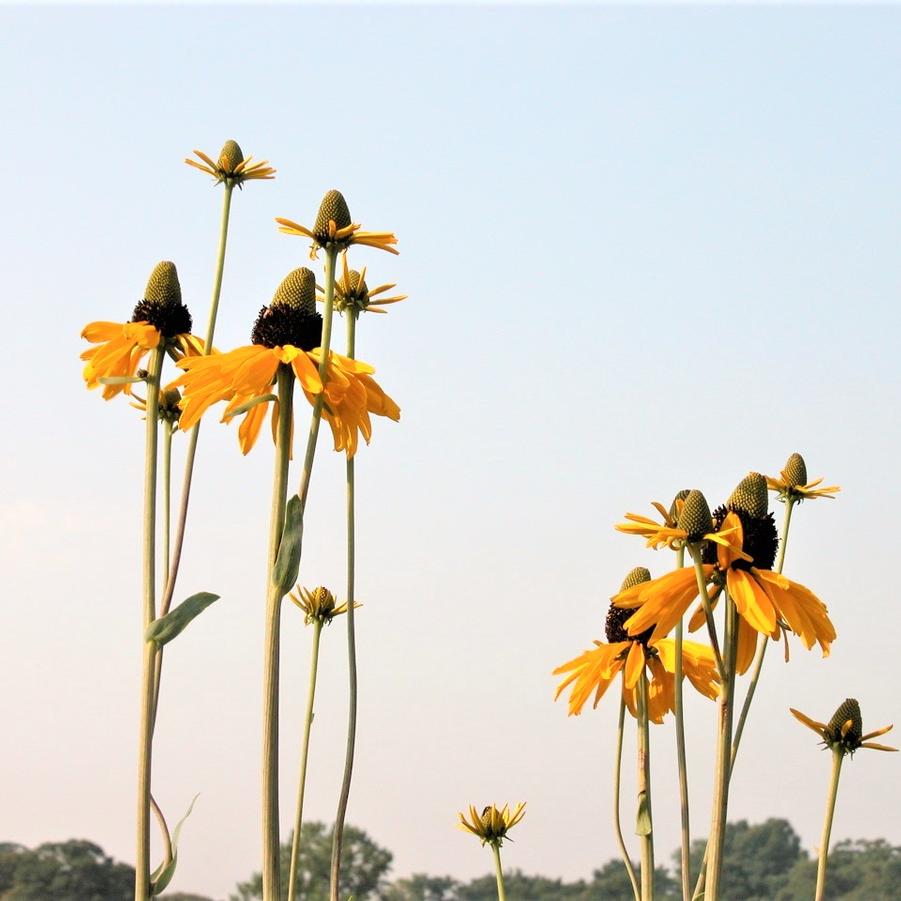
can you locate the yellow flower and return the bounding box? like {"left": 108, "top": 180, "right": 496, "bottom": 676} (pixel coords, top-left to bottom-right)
{"left": 791, "top": 699, "right": 897, "bottom": 755}
{"left": 319, "top": 252, "right": 407, "bottom": 316}
{"left": 554, "top": 568, "right": 720, "bottom": 720}
{"left": 81, "top": 262, "right": 202, "bottom": 400}
{"left": 615, "top": 475, "right": 836, "bottom": 671}
{"left": 457, "top": 803, "right": 526, "bottom": 847}
{"left": 185, "top": 139, "right": 275, "bottom": 187}
{"left": 616, "top": 489, "right": 744, "bottom": 552}
{"left": 289, "top": 585, "right": 352, "bottom": 626}
{"left": 767, "top": 452, "right": 840, "bottom": 502}
{"left": 276, "top": 189, "right": 398, "bottom": 260}
{"left": 171, "top": 268, "right": 399, "bottom": 457}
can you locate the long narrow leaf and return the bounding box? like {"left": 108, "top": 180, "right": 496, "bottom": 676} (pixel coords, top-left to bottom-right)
{"left": 146, "top": 592, "right": 219, "bottom": 646}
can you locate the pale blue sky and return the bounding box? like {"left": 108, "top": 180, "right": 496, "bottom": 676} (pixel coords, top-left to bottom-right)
{"left": 2, "top": 4, "right": 900, "bottom": 898}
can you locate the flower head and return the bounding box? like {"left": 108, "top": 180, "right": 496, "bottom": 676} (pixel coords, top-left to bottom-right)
{"left": 172, "top": 267, "right": 399, "bottom": 457}
{"left": 320, "top": 252, "right": 407, "bottom": 317}
{"left": 458, "top": 803, "right": 526, "bottom": 847}
{"left": 81, "top": 261, "right": 202, "bottom": 400}
{"left": 554, "top": 568, "right": 720, "bottom": 720}
{"left": 767, "top": 452, "right": 840, "bottom": 503}
{"left": 615, "top": 473, "right": 836, "bottom": 671}
{"left": 276, "top": 189, "right": 398, "bottom": 260}
{"left": 289, "top": 585, "right": 351, "bottom": 626}
{"left": 185, "top": 139, "right": 275, "bottom": 187}
{"left": 790, "top": 699, "right": 896, "bottom": 755}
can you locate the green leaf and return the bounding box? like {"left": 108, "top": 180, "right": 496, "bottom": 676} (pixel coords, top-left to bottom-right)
{"left": 146, "top": 592, "right": 220, "bottom": 646}
{"left": 635, "top": 790, "right": 652, "bottom": 836}
{"left": 150, "top": 794, "right": 199, "bottom": 897}
{"left": 273, "top": 495, "right": 304, "bottom": 595}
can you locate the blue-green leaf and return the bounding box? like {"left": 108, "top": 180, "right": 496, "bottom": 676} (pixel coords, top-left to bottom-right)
{"left": 146, "top": 592, "right": 220, "bottom": 646}
{"left": 273, "top": 495, "right": 304, "bottom": 595}
{"left": 150, "top": 794, "right": 199, "bottom": 897}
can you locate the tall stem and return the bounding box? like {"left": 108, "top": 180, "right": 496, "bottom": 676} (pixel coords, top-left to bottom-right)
{"left": 613, "top": 695, "right": 641, "bottom": 901}
{"left": 161, "top": 420, "right": 173, "bottom": 588}
{"left": 150, "top": 182, "right": 234, "bottom": 729}
{"left": 815, "top": 749, "right": 844, "bottom": 901}
{"left": 490, "top": 843, "right": 507, "bottom": 901}
{"left": 687, "top": 548, "right": 725, "bottom": 682}
{"left": 135, "top": 346, "right": 164, "bottom": 901}
{"left": 330, "top": 311, "right": 359, "bottom": 901}
{"left": 287, "top": 619, "right": 324, "bottom": 901}
{"left": 704, "top": 597, "right": 736, "bottom": 901}
{"left": 261, "top": 367, "right": 294, "bottom": 901}
{"left": 673, "top": 546, "right": 691, "bottom": 901}
{"left": 637, "top": 668, "right": 654, "bottom": 901}
{"left": 730, "top": 499, "right": 796, "bottom": 767}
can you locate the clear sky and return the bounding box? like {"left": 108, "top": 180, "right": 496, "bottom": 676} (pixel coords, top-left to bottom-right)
{"left": 2, "top": 4, "right": 900, "bottom": 899}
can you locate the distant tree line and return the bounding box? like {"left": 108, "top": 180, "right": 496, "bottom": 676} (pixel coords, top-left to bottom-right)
{"left": 1, "top": 819, "right": 898, "bottom": 900}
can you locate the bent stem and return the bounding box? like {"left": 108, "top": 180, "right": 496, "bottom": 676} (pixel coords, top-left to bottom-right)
{"left": 614, "top": 695, "right": 641, "bottom": 901}
{"left": 673, "top": 547, "right": 691, "bottom": 901}
{"left": 815, "top": 748, "right": 844, "bottom": 901}
{"left": 150, "top": 181, "right": 234, "bottom": 730}
{"left": 704, "top": 597, "right": 736, "bottom": 901}
{"left": 730, "top": 499, "right": 796, "bottom": 768}
{"left": 261, "top": 367, "right": 295, "bottom": 901}
{"left": 136, "top": 346, "right": 164, "bottom": 901}
{"left": 637, "top": 668, "right": 654, "bottom": 901}
{"left": 490, "top": 842, "right": 507, "bottom": 901}
{"left": 286, "top": 619, "right": 324, "bottom": 901}
{"left": 330, "top": 310, "right": 358, "bottom": 901}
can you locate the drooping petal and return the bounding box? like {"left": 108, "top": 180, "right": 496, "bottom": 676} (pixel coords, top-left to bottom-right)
{"left": 726, "top": 569, "right": 778, "bottom": 636}
{"left": 623, "top": 641, "right": 646, "bottom": 690}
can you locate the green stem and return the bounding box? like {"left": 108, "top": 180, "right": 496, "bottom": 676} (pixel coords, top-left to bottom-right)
{"left": 637, "top": 668, "right": 654, "bottom": 901}
{"left": 286, "top": 619, "right": 324, "bottom": 901}
{"left": 330, "top": 310, "right": 359, "bottom": 901}
{"left": 687, "top": 547, "right": 725, "bottom": 682}
{"left": 490, "top": 842, "right": 507, "bottom": 901}
{"left": 704, "top": 596, "right": 736, "bottom": 901}
{"left": 730, "top": 499, "right": 797, "bottom": 768}
{"left": 614, "top": 695, "right": 641, "bottom": 901}
{"left": 261, "top": 367, "right": 294, "bottom": 901}
{"left": 673, "top": 547, "right": 691, "bottom": 901}
{"left": 135, "top": 346, "right": 164, "bottom": 901}
{"left": 815, "top": 749, "right": 844, "bottom": 901}
{"left": 161, "top": 421, "right": 173, "bottom": 588}
{"left": 150, "top": 182, "right": 234, "bottom": 731}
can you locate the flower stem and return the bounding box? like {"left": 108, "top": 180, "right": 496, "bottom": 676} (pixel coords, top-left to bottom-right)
{"left": 704, "top": 596, "right": 736, "bottom": 901}
{"left": 614, "top": 695, "right": 641, "bottom": 901}
{"left": 261, "top": 366, "right": 295, "bottom": 901}
{"left": 135, "top": 345, "right": 164, "bottom": 901}
{"left": 286, "top": 619, "right": 324, "bottom": 901}
{"left": 161, "top": 420, "right": 173, "bottom": 588}
{"left": 330, "top": 310, "right": 358, "bottom": 901}
{"left": 490, "top": 842, "right": 507, "bottom": 901}
{"left": 687, "top": 547, "right": 725, "bottom": 682}
{"left": 815, "top": 748, "right": 844, "bottom": 901}
{"left": 673, "top": 546, "right": 691, "bottom": 901}
{"left": 637, "top": 668, "right": 654, "bottom": 901}
{"left": 150, "top": 181, "right": 234, "bottom": 729}
{"left": 730, "top": 499, "right": 797, "bottom": 767}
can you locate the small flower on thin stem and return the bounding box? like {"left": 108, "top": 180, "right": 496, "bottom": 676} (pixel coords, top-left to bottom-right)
{"left": 767, "top": 452, "right": 840, "bottom": 503}
{"left": 288, "top": 585, "right": 352, "bottom": 626}
{"left": 790, "top": 699, "right": 897, "bottom": 755}
{"left": 276, "top": 189, "right": 398, "bottom": 260}
{"left": 457, "top": 803, "right": 526, "bottom": 847}
{"left": 319, "top": 252, "right": 407, "bottom": 316}
{"left": 81, "top": 262, "right": 202, "bottom": 400}
{"left": 185, "top": 139, "right": 275, "bottom": 187}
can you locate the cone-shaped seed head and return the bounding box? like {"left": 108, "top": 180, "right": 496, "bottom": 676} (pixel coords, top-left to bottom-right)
{"left": 669, "top": 489, "right": 691, "bottom": 522}
{"left": 272, "top": 268, "right": 316, "bottom": 314}
{"left": 218, "top": 139, "right": 244, "bottom": 172}
{"left": 678, "top": 490, "right": 713, "bottom": 539}
{"left": 314, "top": 189, "right": 352, "bottom": 235}
{"left": 828, "top": 698, "right": 862, "bottom": 744}
{"left": 345, "top": 270, "right": 368, "bottom": 297}
{"left": 783, "top": 452, "right": 808, "bottom": 488}
{"left": 728, "top": 472, "right": 769, "bottom": 518}
{"left": 620, "top": 566, "right": 651, "bottom": 592}
{"left": 144, "top": 261, "right": 182, "bottom": 309}
{"left": 310, "top": 586, "right": 336, "bottom": 617}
